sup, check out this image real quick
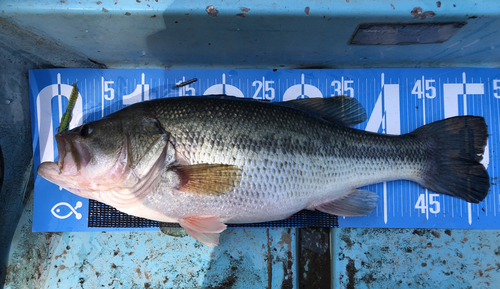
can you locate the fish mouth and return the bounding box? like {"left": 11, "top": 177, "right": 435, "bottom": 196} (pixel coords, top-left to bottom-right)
{"left": 37, "top": 132, "right": 91, "bottom": 191}
{"left": 55, "top": 132, "right": 91, "bottom": 176}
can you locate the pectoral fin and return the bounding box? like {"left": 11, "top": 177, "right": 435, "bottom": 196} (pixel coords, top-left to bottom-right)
{"left": 179, "top": 216, "right": 227, "bottom": 246}
{"left": 315, "top": 189, "right": 380, "bottom": 216}
{"left": 172, "top": 164, "right": 241, "bottom": 196}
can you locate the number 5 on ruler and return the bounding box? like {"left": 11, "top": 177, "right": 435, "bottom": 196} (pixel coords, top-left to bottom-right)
{"left": 102, "top": 78, "right": 115, "bottom": 100}
{"left": 415, "top": 193, "right": 441, "bottom": 214}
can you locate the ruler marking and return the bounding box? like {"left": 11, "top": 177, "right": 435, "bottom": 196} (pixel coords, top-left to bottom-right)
{"left": 84, "top": 78, "right": 87, "bottom": 122}
{"left": 439, "top": 77, "right": 447, "bottom": 216}
{"left": 478, "top": 76, "right": 483, "bottom": 218}
{"left": 380, "top": 73, "right": 388, "bottom": 224}
{"left": 489, "top": 77, "right": 497, "bottom": 217}
{"left": 34, "top": 68, "right": 500, "bottom": 230}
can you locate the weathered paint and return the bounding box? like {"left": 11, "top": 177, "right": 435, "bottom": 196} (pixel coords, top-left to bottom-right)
{"left": 299, "top": 228, "right": 331, "bottom": 289}
{"left": 5, "top": 191, "right": 296, "bottom": 288}
{"left": 2, "top": 1, "right": 500, "bottom": 69}
{"left": 333, "top": 228, "right": 500, "bottom": 289}
{"left": 0, "top": 16, "right": 102, "bottom": 287}
{"left": 2, "top": 1, "right": 500, "bottom": 288}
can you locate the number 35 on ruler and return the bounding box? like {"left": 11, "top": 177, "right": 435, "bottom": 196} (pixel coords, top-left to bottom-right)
{"left": 415, "top": 193, "right": 441, "bottom": 214}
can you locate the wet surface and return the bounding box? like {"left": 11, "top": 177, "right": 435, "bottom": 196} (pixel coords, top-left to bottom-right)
{"left": 5, "top": 191, "right": 296, "bottom": 288}
{"left": 333, "top": 228, "right": 500, "bottom": 289}
{"left": 299, "top": 228, "right": 330, "bottom": 289}
{"left": 0, "top": 16, "right": 103, "bottom": 288}
{"left": 3, "top": 2, "right": 500, "bottom": 288}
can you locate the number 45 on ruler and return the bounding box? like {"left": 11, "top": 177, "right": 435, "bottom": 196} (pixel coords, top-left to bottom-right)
{"left": 412, "top": 77, "right": 436, "bottom": 99}
{"left": 415, "top": 193, "right": 441, "bottom": 215}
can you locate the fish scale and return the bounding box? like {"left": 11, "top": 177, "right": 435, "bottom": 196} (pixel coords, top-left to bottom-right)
{"left": 37, "top": 95, "right": 489, "bottom": 245}
{"left": 127, "top": 97, "right": 428, "bottom": 223}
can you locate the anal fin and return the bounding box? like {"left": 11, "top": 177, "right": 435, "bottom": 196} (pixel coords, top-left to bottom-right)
{"left": 315, "top": 189, "right": 379, "bottom": 217}
{"left": 179, "top": 216, "right": 227, "bottom": 247}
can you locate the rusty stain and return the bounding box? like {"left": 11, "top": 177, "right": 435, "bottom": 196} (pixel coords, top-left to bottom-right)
{"left": 102, "top": 7, "right": 108, "bottom": 12}
{"left": 96, "top": 1, "right": 101, "bottom": 4}
{"left": 437, "top": 1, "right": 441, "bottom": 8}
{"left": 411, "top": 7, "right": 435, "bottom": 20}
{"left": 411, "top": 7, "right": 423, "bottom": 18}
{"left": 299, "top": 228, "right": 331, "bottom": 288}
{"left": 266, "top": 229, "right": 273, "bottom": 289}
{"left": 391, "top": 4, "right": 395, "bottom": 9}
{"left": 304, "top": 6, "right": 310, "bottom": 16}
{"left": 282, "top": 228, "right": 294, "bottom": 289}
{"left": 150, "top": 15, "right": 156, "bottom": 18}
{"left": 206, "top": 5, "right": 219, "bottom": 17}
{"left": 335, "top": 228, "right": 500, "bottom": 288}
{"left": 6, "top": 224, "right": 295, "bottom": 288}
{"left": 237, "top": 7, "right": 250, "bottom": 18}
{"left": 56, "top": 264, "right": 67, "bottom": 277}
{"left": 54, "top": 250, "right": 68, "bottom": 260}
{"left": 277, "top": 230, "right": 292, "bottom": 246}
{"left": 136, "top": 0, "right": 141, "bottom": 2}
{"left": 421, "top": 11, "right": 435, "bottom": 19}
{"left": 125, "top": 12, "right": 131, "bottom": 16}
{"left": 346, "top": 0, "right": 349, "bottom": 2}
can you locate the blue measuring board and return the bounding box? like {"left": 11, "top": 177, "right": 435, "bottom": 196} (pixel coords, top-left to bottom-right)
{"left": 29, "top": 68, "right": 499, "bottom": 232}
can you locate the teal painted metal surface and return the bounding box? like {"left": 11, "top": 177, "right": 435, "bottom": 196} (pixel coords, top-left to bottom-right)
{"left": 2, "top": 1, "right": 500, "bottom": 288}
{"left": 2, "top": 1, "right": 500, "bottom": 68}
{"left": 5, "top": 191, "right": 296, "bottom": 288}
{"left": 333, "top": 228, "right": 500, "bottom": 288}
{"left": 0, "top": 16, "right": 102, "bottom": 286}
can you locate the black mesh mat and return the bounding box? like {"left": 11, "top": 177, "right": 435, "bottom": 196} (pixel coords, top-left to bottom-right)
{"left": 89, "top": 200, "right": 338, "bottom": 229}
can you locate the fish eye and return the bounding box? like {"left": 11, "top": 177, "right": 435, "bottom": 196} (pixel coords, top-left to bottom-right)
{"left": 80, "top": 124, "right": 93, "bottom": 137}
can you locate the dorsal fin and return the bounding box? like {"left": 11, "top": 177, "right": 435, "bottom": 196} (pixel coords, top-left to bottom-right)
{"left": 286, "top": 96, "right": 367, "bottom": 127}
{"left": 201, "top": 94, "right": 367, "bottom": 126}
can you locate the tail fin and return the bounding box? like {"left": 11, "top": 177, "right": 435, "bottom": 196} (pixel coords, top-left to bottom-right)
{"left": 412, "top": 116, "right": 490, "bottom": 203}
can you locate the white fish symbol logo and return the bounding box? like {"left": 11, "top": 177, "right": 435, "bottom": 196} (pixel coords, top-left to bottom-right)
{"left": 51, "top": 201, "right": 83, "bottom": 220}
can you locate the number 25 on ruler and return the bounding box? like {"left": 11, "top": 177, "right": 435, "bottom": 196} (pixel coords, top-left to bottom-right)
{"left": 253, "top": 78, "right": 275, "bottom": 100}
{"left": 415, "top": 193, "right": 441, "bottom": 214}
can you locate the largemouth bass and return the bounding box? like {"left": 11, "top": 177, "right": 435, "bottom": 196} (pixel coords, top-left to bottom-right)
{"left": 37, "top": 96, "right": 490, "bottom": 246}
